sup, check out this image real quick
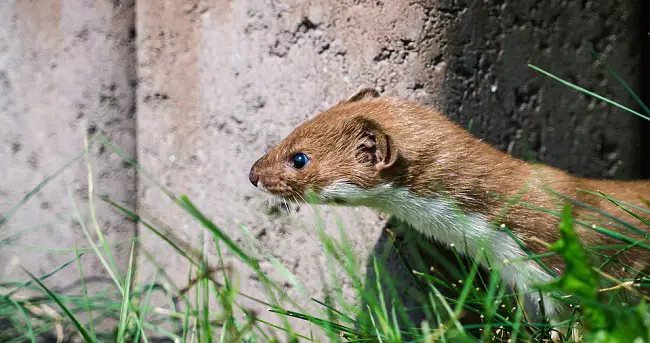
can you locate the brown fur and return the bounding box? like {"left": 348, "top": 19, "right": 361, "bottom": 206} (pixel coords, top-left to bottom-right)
{"left": 250, "top": 88, "right": 650, "bottom": 281}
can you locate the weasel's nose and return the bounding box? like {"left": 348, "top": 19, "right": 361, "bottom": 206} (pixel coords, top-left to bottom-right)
{"left": 249, "top": 169, "right": 259, "bottom": 187}
{"left": 249, "top": 158, "right": 262, "bottom": 187}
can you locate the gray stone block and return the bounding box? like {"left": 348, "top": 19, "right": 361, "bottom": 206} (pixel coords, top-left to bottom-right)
{"left": 0, "top": 0, "right": 137, "bottom": 299}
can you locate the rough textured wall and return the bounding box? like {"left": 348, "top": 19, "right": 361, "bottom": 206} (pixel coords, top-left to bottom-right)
{"left": 439, "top": 0, "right": 645, "bottom": 179}
{"left": 0, "top": 0, "right": 136, "bottom": 293}
{"left": 134, "top": 0, "right": 442, "bottom": 335}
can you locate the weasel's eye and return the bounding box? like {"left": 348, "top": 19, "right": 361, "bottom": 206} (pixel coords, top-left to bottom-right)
{"left": 291, "top": 153, "right": 310, "bottom": 169}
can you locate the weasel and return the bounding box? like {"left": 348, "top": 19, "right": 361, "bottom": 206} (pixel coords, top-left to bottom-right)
{"left": 248, "top": 87, "right": 650, "bottom": 319}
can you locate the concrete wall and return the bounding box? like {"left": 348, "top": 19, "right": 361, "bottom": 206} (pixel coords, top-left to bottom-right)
{"left": 1, "top": 0, "right": 647, "bottom": 339}
{"left": 440, "top": 0, "right": 646, "bottom": 179}
{"left": 1, "top": 0, "right": 136, "bottom": 292}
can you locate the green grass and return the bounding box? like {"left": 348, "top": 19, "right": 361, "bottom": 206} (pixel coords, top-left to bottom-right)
{"left": 2, "top": 54, "right": 650, "bottom": 342}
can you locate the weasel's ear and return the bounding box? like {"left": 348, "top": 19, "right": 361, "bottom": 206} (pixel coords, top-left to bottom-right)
{"left": 355, "top": 118, "right": 398, "bottom": 172}
{"left": 346, "top": 87, "right": 380, "bottom": 103}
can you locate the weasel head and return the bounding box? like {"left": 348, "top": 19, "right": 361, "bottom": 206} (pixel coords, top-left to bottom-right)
{"left": 248, "top": 88, "right": 403, "bottom": 205}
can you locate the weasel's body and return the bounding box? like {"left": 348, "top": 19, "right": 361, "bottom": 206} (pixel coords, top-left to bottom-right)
{"left": 249, "top": 88, "right": 650, "bottom": 318}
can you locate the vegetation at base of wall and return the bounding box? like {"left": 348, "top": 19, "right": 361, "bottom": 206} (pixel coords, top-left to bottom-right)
{"left": 2, "top": 54, "right": 650, "bottom": 342}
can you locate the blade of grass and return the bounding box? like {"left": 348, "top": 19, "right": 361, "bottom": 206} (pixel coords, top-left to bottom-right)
{"left": 430, "top": 284, "right": 465, "bottom": 334}
{"left": 480, "top": 267, "right": 505, "bottom": 342}
{"left": 200, "top": 230, "right": 213, "bottom": 343}
{"left": 76, "top": 244, "right": 97, "bottom": 341}
{"left": 367, "top": 305, "right": 384, "bottom": 343}
{"left": 453, "top": 253, "right": 483, "bottom": 318}
{"left": 177, "top": 195, "right": 252, "bottom": 271}
{"left": 137, "top": 321, "right": 183, "bottom": 342}
{"left": 132, "top": 276, "right": 158, "bottom": 343}
{"left": 0, "top": 149, "right": 85, "bottom": 226}
{"left": 219, "top": 317, "right": 229, "bottom": 343}
{"left": 21, "top": 267, "right": 94, "bottom": 342}
{"left": 411, "top": 270, "right": 514, "bottom": 325}
{"left": 190, "top": 311, "right": 198, "bottom": 343}
{"left": 267, "top": 308, "right": 362, "bottom": 336}
{"left": 6, "top": 297, "right": 36, "bottom": 343}
{"left": 213, "top": 239, "right": 237, "bottom": 340}
{"left": 390, "top": 306, "right": 402, "bottom": 342}
{"left": 372, "top": 257, "right": 390, "bottom": 336}
{"left": 97, "top": 136, "right": 178, "bottom": 202}
{"left": 84, "top": 135, "right": 122, "bottom": 282}
{"left": 598, "top": 191, "right": 650, "bottom": 230}
{"left": 178, "top": 194, "right": 304, "bottom": 318}
{"left": 114, "top": 208, "right": 274, "bottom": 335}
{"left": 116, "top": 242, "right": 136, "bottom": 343}
{"left": 548, "top": 187, "right": 649, "bottom": 238}
{"left": 100, "top": 195, "right": 200, "bottom": 264}
{"left": 68, "top": 188, "right": 123, "bottom": 293}
{"left": 319, "top": 280, "right": 343, "bottom": 343}
{"left": 577, "top": 188, "right": 650, "bottom": 215}
{"left": 509, "top": 297, "right": 525, "bottom": 342}
{"left": 421, "top": 320, "right": 433, "bottom": 343}
{"left": 253, "top": 317, "right": 318, "bottom": 342}
{"left": 1, "top": 212, "right": 85, "bottom": 242}
{"left": 528, "top": 64, "right": 650, "bottom": 122}
{"left": 311, "top": 297, "right": 355, "bottom": 324}
{"left": 384, "top": 226, "right": 429, "bottom": 295}
{"left": 4, "top": 252, "right": 84, "bottom": 298}
{"left": 183, "top": 264, "right": 193, "bottom": 342}
{"left": 500, "top": 224, "right": 558, "bottom": 278}
{"left": 4, "top": 322, "right": 58, "bottom": 343}
{"left": 590, "top": 46, "right": 650, "bottom": 116}
{"left": 268, "top": 255, "right": 308, "bottom": 298}
{"left": 519, "top": 194, "right": 650, "bottom": 251}
{"left": 0, "top": 241, "right": 132, "bottom": 254}
{"left": 427, "top": 292, "right": 446, "bottom": 342}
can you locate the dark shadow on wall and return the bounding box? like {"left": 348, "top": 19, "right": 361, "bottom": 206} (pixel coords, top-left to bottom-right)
{"left": 437, "top": 0, "right": 646, "bottom": 180}
{"left": 359, "top": 217, "right": 488, "bottom": 337}
{"left": 641, "top": 0, "right": 650, "bottom": 178}
{"left": 362, "top": 0, "right": 648, "bottom": 338}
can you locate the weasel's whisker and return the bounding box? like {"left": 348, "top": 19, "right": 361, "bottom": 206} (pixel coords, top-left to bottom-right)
{"left": 289, "top": 192, "right": 326, "bottom": 248}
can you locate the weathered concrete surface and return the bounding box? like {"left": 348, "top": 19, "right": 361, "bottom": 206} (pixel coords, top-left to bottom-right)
{"left": 136, "top": 0, "right": 646, "bottom": 339}
{"left": 439, "top": 0, "right": 646, "bottom": 179}
{"left": 134, "top": 0, "right": 442, "bottom": 337}
{"left": 0, "top": 0, "right": 137, "bottom": 295}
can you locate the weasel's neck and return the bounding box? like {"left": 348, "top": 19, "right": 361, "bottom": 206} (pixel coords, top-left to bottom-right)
{"left": 320, "top": 181, "right": 559, "bottom": 314}
{"left": 322, "top": 182, "right": 530, "bottom": 265}
{"left": 401, "top": 138, "right": 538, "bottom": 216}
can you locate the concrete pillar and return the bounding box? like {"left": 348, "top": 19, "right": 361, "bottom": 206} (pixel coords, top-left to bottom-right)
{"left": 0, "top": 0, "right": 137, "bottom": 293}
{"left": 134, "top": 0, "right": 442, "bottom": 336}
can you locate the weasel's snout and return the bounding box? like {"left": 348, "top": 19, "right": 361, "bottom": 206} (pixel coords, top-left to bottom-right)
{"left": 249, "top": 169, "right": 259, "bottom": 187}
{"left": 249, "top": 158, "right": 262, "bottom": 187}
{"left": 248, "top": 157, "right": 295, "bottom": 198}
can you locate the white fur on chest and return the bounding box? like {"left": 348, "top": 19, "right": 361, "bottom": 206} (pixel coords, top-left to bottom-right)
{"left": 320, "top": 182, "right": 558, "bottom": 316}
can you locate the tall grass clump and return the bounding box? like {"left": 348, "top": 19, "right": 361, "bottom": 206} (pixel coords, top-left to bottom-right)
{"left": 1, "top": 49, "right": 650, "bottom": 342}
